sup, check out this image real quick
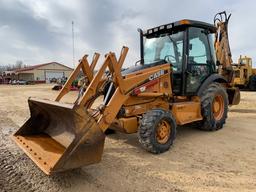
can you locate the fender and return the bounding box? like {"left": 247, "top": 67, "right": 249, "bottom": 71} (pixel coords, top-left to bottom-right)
{"left": 197, "top": 74, "right": 227, "bottom": 96}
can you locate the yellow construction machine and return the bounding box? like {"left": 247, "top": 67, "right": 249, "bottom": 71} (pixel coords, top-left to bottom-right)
{"left": 13, "top": 11, "right": 240, "bottom": 175}
{"left": 232, "top": 56, "right": 256, "bottom": 90}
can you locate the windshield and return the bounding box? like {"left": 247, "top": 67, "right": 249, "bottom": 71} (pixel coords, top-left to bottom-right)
{"left": 143, "top": 31, "right": 184, "bottom": 72}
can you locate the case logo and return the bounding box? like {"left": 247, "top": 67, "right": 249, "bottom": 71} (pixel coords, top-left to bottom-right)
{"left": 149, "top": 70, "right": 164, "bottom": 81}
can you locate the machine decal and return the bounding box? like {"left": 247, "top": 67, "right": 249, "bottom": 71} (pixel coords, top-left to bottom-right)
{"left": 149, "top": 70, "right": 165, "bottom": 81}
{"left": 132, "top": 79, "right": 159, "bottom": 95}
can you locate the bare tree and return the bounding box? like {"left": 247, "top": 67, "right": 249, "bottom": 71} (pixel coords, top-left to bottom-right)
{"left": 15, "top": 60, "right": 23, "bottom": 69}
{"left": 0, "top": 60, "right": 29, "bottom": 74}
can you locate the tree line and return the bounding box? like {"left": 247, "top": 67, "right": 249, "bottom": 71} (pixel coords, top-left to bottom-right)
{"left": 0, "top": 60, "right": 30, "bottom": 74}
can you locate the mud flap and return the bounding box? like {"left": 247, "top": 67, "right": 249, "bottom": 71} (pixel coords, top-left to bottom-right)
{"left": 227, "top": 87, "right": 240, "bottom": 105}
{"left": 12, "top": 97, "right": 105, "bottom": 175}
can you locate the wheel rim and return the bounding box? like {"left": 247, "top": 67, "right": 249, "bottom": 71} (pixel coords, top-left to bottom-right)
{"left": 156, "top": 120, "right": 171, "bottom": 144}
{"left": 212, "top": 94, "right": 224, "bottom": 121}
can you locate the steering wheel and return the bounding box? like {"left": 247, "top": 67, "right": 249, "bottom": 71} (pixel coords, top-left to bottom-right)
{"left": 164, "top": 55, "right": 176, "bottom": 63}
{"left": 164, "top": 55, "right": 179, "bottom": 71}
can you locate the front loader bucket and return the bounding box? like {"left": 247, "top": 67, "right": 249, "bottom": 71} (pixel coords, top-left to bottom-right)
{"left": 12, "top": 98, "right": 105, "bottom": 175}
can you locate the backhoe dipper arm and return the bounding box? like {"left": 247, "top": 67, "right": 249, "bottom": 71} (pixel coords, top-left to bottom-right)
{"left": 214, "top": 11, "right": 233, "bottom": 83}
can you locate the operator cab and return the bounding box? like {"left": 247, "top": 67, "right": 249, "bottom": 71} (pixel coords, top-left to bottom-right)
{"left": 139, "top": 19, "right": 217, "bottom": 95}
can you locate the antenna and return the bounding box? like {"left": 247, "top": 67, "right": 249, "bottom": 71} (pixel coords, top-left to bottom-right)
{"left": 72, "top": 21, "right": 75, "bottom": 68}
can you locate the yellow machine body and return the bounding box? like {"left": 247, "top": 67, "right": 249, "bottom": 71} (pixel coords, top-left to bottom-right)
{"left": 13, "top": 12, "right": 240, "bottom": 175}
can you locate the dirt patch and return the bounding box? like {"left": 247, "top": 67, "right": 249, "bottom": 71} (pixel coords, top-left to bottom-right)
{"left": 0, "top": 85, "right": 256, "bottom": 192}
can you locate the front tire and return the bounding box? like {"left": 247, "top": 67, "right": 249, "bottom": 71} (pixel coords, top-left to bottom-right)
{"left": 138, "top": 109, "right": 176, "bottom": 154}
{"left": 199, "top": 83, "right": 228, "bottom": 131}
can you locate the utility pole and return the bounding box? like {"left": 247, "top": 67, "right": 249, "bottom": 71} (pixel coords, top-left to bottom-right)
{"left": 72, "top": 21, "right": 75, "bottom": 68}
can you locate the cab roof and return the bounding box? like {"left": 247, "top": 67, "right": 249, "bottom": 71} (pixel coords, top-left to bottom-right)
{"left": 142, "top": 19, "right": 216, "bottom": 37}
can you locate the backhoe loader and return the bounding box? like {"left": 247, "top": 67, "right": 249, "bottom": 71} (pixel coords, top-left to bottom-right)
{"left": 232, "top": 56, "right": 256, "bottom": 90}
{"left": 13, "top": 11, "right": 240, "bottom": 175}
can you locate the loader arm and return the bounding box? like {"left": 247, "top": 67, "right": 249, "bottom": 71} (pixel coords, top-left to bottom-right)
{"left": 56, "top": 53, "right": 100, "bottom": 101}
{"left": 78, "top": 47, "right": 171, "bottom": 132}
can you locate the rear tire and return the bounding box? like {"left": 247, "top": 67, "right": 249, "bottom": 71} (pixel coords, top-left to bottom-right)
{"left": 248, "top": 75, "right": 256, "bottom": 91}
{"left": 199, "top": 83, "right": 228, "bottom": 131}
{"left": 138, "top": 109, "right": 176, "bottom": 154}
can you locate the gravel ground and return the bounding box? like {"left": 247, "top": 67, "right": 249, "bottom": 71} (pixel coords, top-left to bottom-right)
{"left": 0, "top": 84, "right": 255, "bottom": 192}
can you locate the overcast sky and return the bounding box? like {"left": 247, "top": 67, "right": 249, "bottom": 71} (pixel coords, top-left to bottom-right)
{"left": 0, "top": 0, "right": 255, "bottom": 68}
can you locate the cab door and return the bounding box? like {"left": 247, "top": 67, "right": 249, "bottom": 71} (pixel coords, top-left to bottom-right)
{"left": 185, "top": 27, "right": 216, "bottom": 94}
